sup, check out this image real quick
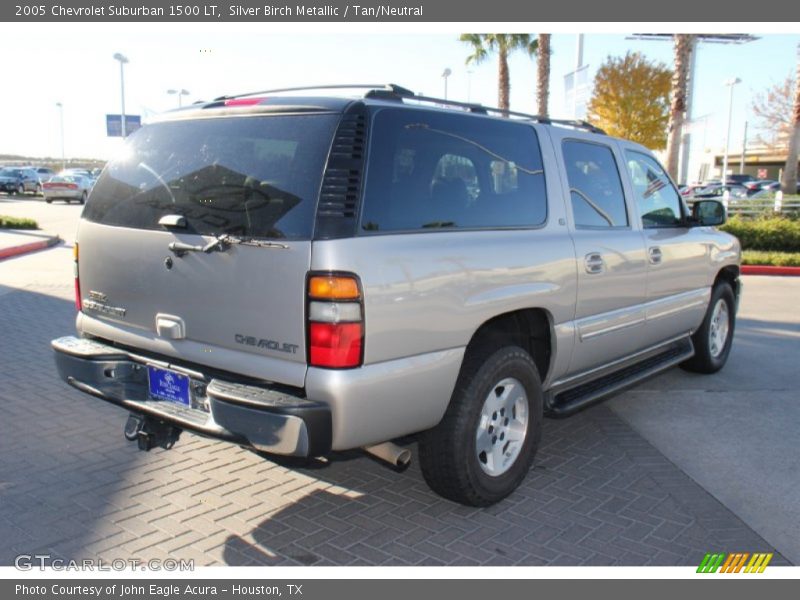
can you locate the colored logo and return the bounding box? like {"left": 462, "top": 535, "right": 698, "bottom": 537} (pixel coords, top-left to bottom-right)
{"left": 697, "top": 552, "right": 773, "bottom": 573}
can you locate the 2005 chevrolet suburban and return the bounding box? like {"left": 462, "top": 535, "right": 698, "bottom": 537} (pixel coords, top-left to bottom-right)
{"left": 52, "top": 84, "right": 740, "bottom": 506}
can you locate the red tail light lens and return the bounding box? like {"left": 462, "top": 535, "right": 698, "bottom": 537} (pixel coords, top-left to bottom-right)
{"left": 307, "top": 272, "right": 363, "bottom": 369}
{"left": 309, "top": 323, "right": 362, "bottom": 368}
{"left": 73, "top": 243, "right": 81, "bottom": 311}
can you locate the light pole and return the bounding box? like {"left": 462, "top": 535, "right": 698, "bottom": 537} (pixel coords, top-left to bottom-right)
{"left": 113, "top": 52, "right": 129, "bottom": 137}
{"left": 55, "top": 102, "right": 65, "bottom": 170}
{"left": 167, "top": 88, "right": 190, "bottom": 108}
{"left": 442, "top": 68, "right": 452, "bottom": 100}
{"left": 721, "top": 77, "right": 741, "bottom": 183}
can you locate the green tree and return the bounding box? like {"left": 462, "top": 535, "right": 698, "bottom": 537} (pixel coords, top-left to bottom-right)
{"left": 587, "top": 52, "right": 672, "bottom": 149}
{"left": 536, "top": 34, "right": 551, "bottom": 116}
{"left": 459, "top": 34, "right": 537, "bottom": 113}
{"left": 781, "top": 43, "right": 800, "bottom": 195}
{"left": 665, "top": 34, "right": 696, "bottom": 179}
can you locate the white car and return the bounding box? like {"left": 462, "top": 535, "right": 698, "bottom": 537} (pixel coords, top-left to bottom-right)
{"left": 42, "top": 175, "right": 92, "bottom": 204}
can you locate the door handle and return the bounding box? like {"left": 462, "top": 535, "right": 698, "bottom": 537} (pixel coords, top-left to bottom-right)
{"left": 584, "top": 252, "right": 604, "bottom": 274}
{"left": 648, "top": 246, "right": 663, "bottom": 265}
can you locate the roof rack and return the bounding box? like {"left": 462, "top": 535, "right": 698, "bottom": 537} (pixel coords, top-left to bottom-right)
{"left": 213, "top": 83, "right": 415, "bottom": 102}
{"left": 212, "top": 83, "right": 605, "bottom": 135}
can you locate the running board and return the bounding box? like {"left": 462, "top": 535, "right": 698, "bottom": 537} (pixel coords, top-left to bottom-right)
{"left": 546, "top": 337, "right": 695, "bottom": 418}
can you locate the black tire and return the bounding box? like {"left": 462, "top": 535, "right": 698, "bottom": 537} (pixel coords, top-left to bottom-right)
{"left": 79, "top": 192, "right": 87, "bottom": 205}
{"left": 418, "top": 345, "right": 543, "bottom": 506}
{"left": 45, "top": 198, "right": 52, "bottom": 204}
{"left": 681, "top": 282, "right": 736, "bottom": 374}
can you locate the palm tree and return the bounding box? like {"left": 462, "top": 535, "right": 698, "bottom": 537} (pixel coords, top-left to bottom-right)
{"left": 459, "top": 34, "right": 536, "bottom": 114}
{"left": 665, "top": 34, "right": 696, "bottom": 181}
{"left": 780, "top": 42, "right": 800, "bottom": 195}
{"left": 536, "top": 34, "right": 551, "bottom": 117}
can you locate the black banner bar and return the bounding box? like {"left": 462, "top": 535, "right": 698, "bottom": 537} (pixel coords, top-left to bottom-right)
{"left": 4, "top": 579, "right": 800, "bottom": 600}
{"left": 0, "top": 0, "right": 787, "bottom": 22}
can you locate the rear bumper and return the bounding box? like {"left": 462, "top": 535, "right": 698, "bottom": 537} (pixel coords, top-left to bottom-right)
{"left": 52, "top": 336, "right": 331, "bottom": 457}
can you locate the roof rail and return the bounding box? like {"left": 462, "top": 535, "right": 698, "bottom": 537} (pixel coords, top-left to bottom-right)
{"left": 365, "top": 86, "right": 606, "bottom": 135}
{"left": 211, "top": 83, "right": 605, "bottom": 135}
{"left": 213, "top": 83, "right": 414, "bottom": 102}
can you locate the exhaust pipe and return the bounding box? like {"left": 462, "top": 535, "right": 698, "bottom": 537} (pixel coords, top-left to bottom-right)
{"left": 363, "top": 442, "right": 412, "bottom": 468}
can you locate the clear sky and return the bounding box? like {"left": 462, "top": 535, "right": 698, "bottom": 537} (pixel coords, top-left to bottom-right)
{"left": 0, "top": 23, "right": 797, "bottom": 164}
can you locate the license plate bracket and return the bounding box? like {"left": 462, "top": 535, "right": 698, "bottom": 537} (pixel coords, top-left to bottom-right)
{"left": 147, "top": 365, "right": 191, "bottom": 406}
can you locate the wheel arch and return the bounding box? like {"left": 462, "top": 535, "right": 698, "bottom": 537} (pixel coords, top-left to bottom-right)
{"left": 463, "top": 308, "right": 554, "bottom": 383}
{"left": 714, "top": 264, "right": 741, "bottom": 305}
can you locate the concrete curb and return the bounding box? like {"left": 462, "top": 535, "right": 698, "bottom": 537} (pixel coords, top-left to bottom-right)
{"left": 0, "top": 235, "right": 61, "bottom": 261}
{"left": 742, "top": 265, "right": 800, "bottom": 277}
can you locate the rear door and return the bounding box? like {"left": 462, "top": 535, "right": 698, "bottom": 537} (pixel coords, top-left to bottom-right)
{"left": 77, "top": 112, "right": 340, "bottom": 387}
{"left": 552, "top": 133, "right": 649, "bottom": 375}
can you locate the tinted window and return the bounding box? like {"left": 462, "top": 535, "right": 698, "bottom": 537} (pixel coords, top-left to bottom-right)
{"left": 84, "top": 114, "right": 339, "bottom": 240}
{"left": 563, "top": 141, "right": 628, "bottom": 228}
{"left": 625, "top": 151, "right": 684, "bottom": 227}
{"left": 360, "top": 109, "right": 547, "bottom": 232}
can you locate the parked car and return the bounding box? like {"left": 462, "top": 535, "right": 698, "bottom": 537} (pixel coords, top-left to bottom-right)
{"left": 58, "top": 168, "right": 95, "bottom": 183}
{"left": 31, "top": 166, "right": 57, "bottom": 183}
{"left": 52, "top": 84, "right": 740, "bottom": 506}
{"left": 723, "top": 174, "right": 756, "bottom": 185}
{"left": 691, "top": 184, "right": 749, "bottom": 200}
{"left": 0, "top": 167, "right": 40, "bottom": 195}
{"left": 42, "top": 175, "right": 93, "bottom": 204}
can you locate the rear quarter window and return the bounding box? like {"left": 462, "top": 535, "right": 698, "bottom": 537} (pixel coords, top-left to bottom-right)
{"left": 360, "top": 108, "right": 547, "bottom": 232}
{"left": 84, "top": 114, "right": 339, "bottom": 240}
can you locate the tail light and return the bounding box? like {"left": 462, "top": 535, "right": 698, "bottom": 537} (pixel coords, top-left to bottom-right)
{"left": 307, "top": 273, "right": 363, "bottom": 368}
{"left": 73, "top": 243, "right": 81, "bottom": 311}
{"left": 67, "top": 183, "right": 78, "bottom": 190}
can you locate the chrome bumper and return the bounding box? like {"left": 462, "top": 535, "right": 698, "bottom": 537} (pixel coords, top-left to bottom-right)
{"left": 51, "top": 336, "right": 331, "bottom": 457}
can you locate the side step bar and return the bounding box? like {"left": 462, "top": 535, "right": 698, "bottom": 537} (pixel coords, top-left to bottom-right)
{"left": 546, "top": 337, "right": 694, "bottom": 418}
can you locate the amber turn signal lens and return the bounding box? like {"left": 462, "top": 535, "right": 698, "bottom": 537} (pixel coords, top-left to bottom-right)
{"left": 308, "top": 276, "right": 360, "bottom": 300}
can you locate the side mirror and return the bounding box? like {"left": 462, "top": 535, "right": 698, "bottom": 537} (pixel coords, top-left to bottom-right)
{"left": 691, "top": 199, "right": 726, "bottom": 227}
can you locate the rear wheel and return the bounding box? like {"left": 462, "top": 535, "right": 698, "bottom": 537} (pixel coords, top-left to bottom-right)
{"left": 45, "top": 198, "right": 52, "bottom": 204}
{"left": 79, "top": 192, "right": 87, "bottom": 205}
{"left": 418, "top": 345, "right": 542, "bottom": 506}
{"left": 681, "top": 282, "right": 736, "bottom": 373}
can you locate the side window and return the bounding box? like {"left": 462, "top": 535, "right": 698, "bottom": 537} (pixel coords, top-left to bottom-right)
{"left": 360, "top": 108, "right": 547, "bottom": 232}
{"left": 625, "top": 151, "right": 683, "bottom": 228}
{"left": 563, "top": 140, "right": 628, "bottom": 228}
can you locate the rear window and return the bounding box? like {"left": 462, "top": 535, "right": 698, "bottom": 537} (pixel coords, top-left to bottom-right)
{"left": 84, "top": 114, "right": 339, "bottom": 240}
{"left": 360, "top": 108, "right": 547, "bottom": 232}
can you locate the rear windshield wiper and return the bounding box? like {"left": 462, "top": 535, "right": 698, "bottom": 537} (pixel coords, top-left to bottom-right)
{"left": 168, "top": 234, "right": 233, "bottom": 257}
{"left": 168, "top": 234, "right": 289, "bottom": 257}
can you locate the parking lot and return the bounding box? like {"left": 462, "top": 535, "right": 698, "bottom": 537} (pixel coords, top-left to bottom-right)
{"left": 0, "top": 196, "right": 796, "bottom": 566}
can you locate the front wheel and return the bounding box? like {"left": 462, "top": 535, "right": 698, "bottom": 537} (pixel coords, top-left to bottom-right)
{"left": 418, "top": 345, "right": 543, "bottom": 506}
{"left": 681, "top": 282, "right": 736, "bottom": 373}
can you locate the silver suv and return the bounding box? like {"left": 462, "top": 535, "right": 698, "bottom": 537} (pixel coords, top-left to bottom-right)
{"left": 52, "top": 84, "right": 740, "bottom": 506}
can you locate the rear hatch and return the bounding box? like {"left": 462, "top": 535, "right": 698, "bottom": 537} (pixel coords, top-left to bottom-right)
{"left": 77, "top": 111, "right": 340, "bottom": 387}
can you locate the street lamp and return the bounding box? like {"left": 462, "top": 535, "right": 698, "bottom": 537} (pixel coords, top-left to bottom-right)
{"left": 113, "top": 52, "right": 129, "bottom": 137}
{"left": 721, "top": 77, "right": 741, "bottom": 183}
{"left": 55, "top": 102, "right": 65, "bottom": 170}
{"left": 442, "top": 68, "right": 452, "bottom": 100}
{"left": 167, "top": 88, "right": 190, "bottom": 108}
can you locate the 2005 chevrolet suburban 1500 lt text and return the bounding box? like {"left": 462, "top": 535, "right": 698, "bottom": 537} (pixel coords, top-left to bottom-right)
{"left": 52, "top": 84, "right": 740, "bottom": 506}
